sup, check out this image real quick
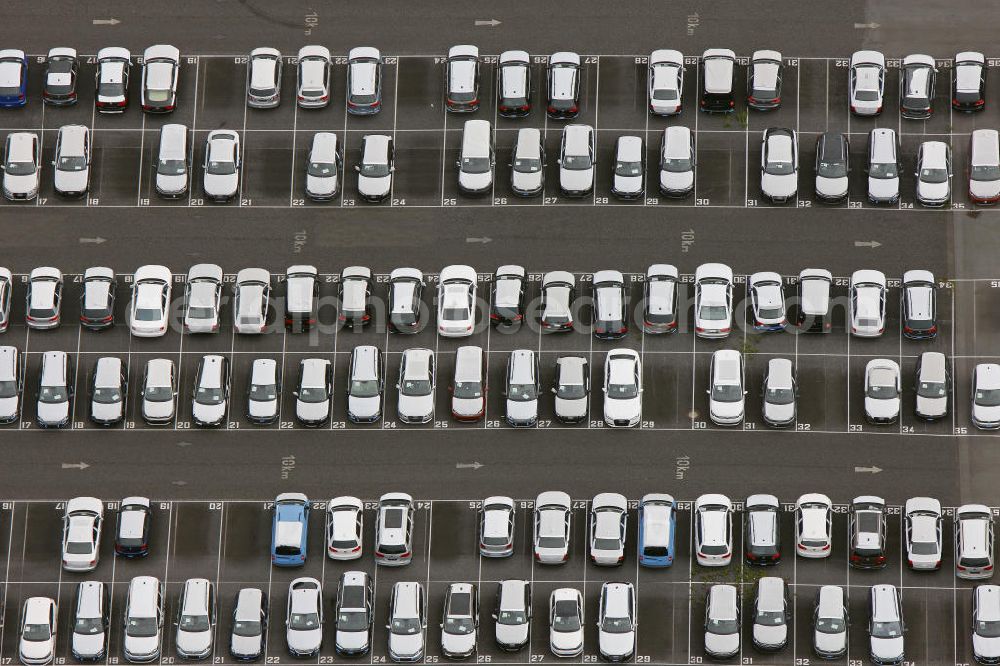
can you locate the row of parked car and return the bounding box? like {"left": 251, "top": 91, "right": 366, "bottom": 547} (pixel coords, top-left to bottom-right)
{"left": 0, "top": 263, "right": 940, "bottom": 341}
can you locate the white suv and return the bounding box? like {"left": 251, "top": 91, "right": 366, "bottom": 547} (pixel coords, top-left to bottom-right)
{"left": 597, "top": 582, "right": 636, "bottom": 661}
{"left": 123, "top": 576, "right": 164, "bottom": 663}
{"left": 695, "top": 494, "right": 733, "bottom": 566}
{"left": 708, "top": 349, "right": 745, "bottom": 426}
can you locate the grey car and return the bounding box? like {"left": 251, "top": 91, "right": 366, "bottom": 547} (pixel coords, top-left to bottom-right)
{"left": 36, "top": 350, "right": 73, "bottom": 428}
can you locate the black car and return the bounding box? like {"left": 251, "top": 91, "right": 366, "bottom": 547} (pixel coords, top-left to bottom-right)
{"left": 902, "top": 271, "right": 937, "bottom": 339}
{"left": 900, "top": 55, "right": 936, "bottom": 119}
{"left": 592, "top": 271, "right": 628, "bottom": 340}
{"left": 43, "top": 48, "right": 79, "bottom": 105}
{"left": 747, "top": 50, "right": 782, "bottom": 110}
{"left": 388, "top": 268, "right": 425, "bottom": 334}
{"left": 115, "top": 498, "right": 152, "bottom": 557}
{"left": 953, "top": 52, "right": 986, "bottom": 112}
{"left": 546, "top": 52, "right": 581, "bottom": 119}
{"left": 79, "top": 267, "right": 117, "bottom": 330}
{"left": 744, "top": 497, "right": 781, "bottom": 566}
{"left": 490, "top": 266, "right": 527, "bottom": 327}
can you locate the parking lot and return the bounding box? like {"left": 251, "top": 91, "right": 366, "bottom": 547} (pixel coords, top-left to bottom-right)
{"left": 4, "top": 52, "right": 1000, "bottom": 212}
{"left": 0, "top": 497, "right": 987, "bottom": 665}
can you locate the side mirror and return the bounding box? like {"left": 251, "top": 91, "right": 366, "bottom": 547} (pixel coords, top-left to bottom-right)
{"left": 706, "top": 389, "right": 711, "bottom": 395}
{"left": 556, "top": 159, "right": 562, "bottom": 166}
{"left": 491, "top": 613, "right": 497, "bottom": 620}
{"left": 550, "top": 387, "right": 557, "bottom": 394}
{"left": 385, "top": 624, "right": 391, "bottom": 630}
{"left": 455, "top": 161, "right": 461, "bottom": 169}
{"left": 395, "top": 383, "right": 400, "bottom": 390}
{"left": 354, "top": 165, "right": 360, "bottom": 172}
{"left": 292, "top": 391, "right": 299, "bottom": 397}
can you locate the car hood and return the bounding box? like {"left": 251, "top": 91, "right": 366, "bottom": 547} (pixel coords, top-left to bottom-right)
{"left": 54, "top": 169, "right": 88, "bottom": 191}
{"left": 398, "top": 394, "right": 433, "bottom": 418}
{"left": 918, "top": 180, "right": 949, "bottom": 201}
{"left": 871, "top": 636, "right": 904, "bottom": 660}
{"left": 599, "top": 630, "right": 634, "bottom": 657}
{"left": 288, "top": 628, "right": 323, "bottom": 653}
{"left": 230, "top": 633, "right": 263, "bottom": 657}
{"left": 358, "top": 174, "right": 391, "bottom": 197}
{"left": 389, "top": 632, "right": 423, "bottom": 657}
{"left": 661, "top": 170, "right": 693, "bottom": 191}
{"left": 348, "top": 394, "right": 380, "bottom": 419}
{"left": 176, "top": 630, "right": 212, "bottom": 655}
{"left": 764, "top": 401, "right": 795, "bottom": 423}
{"left": 761, "top": 172, "right": 797, "bottom": 198}
{"left": 614, "top": 173, "right": 642, "bottom": 194}
{"left": 452, "top": 396, "right": 483, "bottom": 417}
{"left": 865, "top": 396, "right": 899, "bottom": 418}
{"left": 711, "top": 398, "right": 744, "bottom": 420}
{"left": 869, "top": 176, "right": 899, "bottom": 198}
{"left": 125, "top": 635, "right": 160, "bottom": 658}
{"left": 555, "top": 396, "right": 587, "bottom": 419}
{"left": 459, "top": 171, "right": 492, "bottom": 191}
{"left": 203, "top": 172, "right": 238, "bottom": 196}
{"left": 157, "top": 173, "right": 188, "bottom": 193}
{"left": 336, "top": 628, "right": 369, "bottom": 651}
{"left": 814, "top": 630, "right": 846, "bottom": 655}
{"left": 297, "top": 399, "right": 330, "bottom": 421}
{"left": 816, "top": 175, "right": 848, "bottom": 197}
{"left": 144, "top": 399, "right": 174, "bottom": 420}
{"left": 307, "top": 173, "right": 337, "bottom": 195}
{"left": 37, "top": 400, "right": 69, "bottom": 424}
{"left": 753, "top": 624, "right": 787, "bottom": 647}
{"left": 4, "top": 172, "right": 38, "bottom": 193}
{"left": 512, "top": 170, "right": 542, "bottom": 191}
{"left": 604, "top": 396, "right": 640, "bottom": 421}
{"left": 970, "top": 178, "right": 1000, "bottom": 200}
{"left": 974, "top": 404, "right": 1000, "bottom": 423}
{"left": 506, "top": 398, "right": 537, "bottom": 422}
{"left": 193, "top": 401, "right": 226, "bottom": 424}
{"left": 248, "top": 398, "right": 277, "bottom": 419}
{"left": 20, "top": 638, "right": 54, "bottom": 661}
{"left": 496, "top": 622, "right": 529, "bottom": 646}
{"left": 92, "top": 400, "right": 123, "bottom": 421}
{"left": 442, "top": 631, "right": 476, "bottom": 653}
{"left": 0, "top": 395, "right": 18, "bottom": 419}
{"left": 550, "top": 629, "right": 583, "bottom": 652}
{"left": 704, "top": 631, "right": 739, "bottom": 656}
{"left": 974, "top": 634, "right": 1000, "bottom": 659}
{"left": 560, "top": 167, "right": 593, "bottom": 190}
{"left": 72, "top": 631, "right": 106, "bottom": 657}
{"left": 915, "top": 394, "right": 946, "bottom": 417}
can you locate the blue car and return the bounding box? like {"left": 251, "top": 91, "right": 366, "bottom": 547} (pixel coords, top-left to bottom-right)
{"left": 271, "top": 492, "right": 310, "bottom": 566}
{"left": 0, "top": 50, "right": 27, "bottom": 108}
{"left": 637, "top": 493, "right": 676, "bottom": 567}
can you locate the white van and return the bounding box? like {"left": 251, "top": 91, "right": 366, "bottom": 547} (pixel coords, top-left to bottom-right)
{"left": 457, "top": 120, "right": 493, "bottom": 195}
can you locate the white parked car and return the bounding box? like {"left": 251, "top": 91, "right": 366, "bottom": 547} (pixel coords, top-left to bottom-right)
{"left": 748, "top": 271, "right": 786, "bottom": 331}
{"left": 2, "top": 132, "right": 40, "bottom": 201}
{"left": 479, "top": 496, "right": 515, "bottom": 557}
{"left": 597, "top": 582, "right": 636, "bottom": 661}
{"left": 659, "top": 126, "right": 695, "bottom": 197}
{"left": 864, "top": 359, "right": 901, "bottom": 424}
{"left": 761, "top": 357, "right": 796, "bottom": 427}
{"left": 183, "top": 263, "right": 223, "bottom": 333}
{"left": 396, "top": 348, "right": 435, "bottom": 424}
{"left": 904, "top": 497, "right": 942, "bottom": 570}
{"left": 849, "top": 269, "right": 886, "bottom": 337}
{"left": 548, "top": 588, "right": 584, "bottom": 658}
{"left": 297, "top": 45, "right": 331, "bottom": 108}
{"left": 174, "top": 578, "right": 215, "bottom": 659}
{"left": 141, "top": 358, "right": 176, "bottom": 424}
{"left": 534, "top": 491, "right": 571, "bottom": 564}
{"left": 286, "top": 578, "right": 323, "bottom": 657}
{"left": 760, "top": 128, "right": 798, "bottom": 203}
{"left": 203, "top": 130, "right": 241, "bottom": 202}
{"left": 704, "top": 585, "right": 740, "bottom": 659}
{"left": 129, "top": 265, "right": 172, "bottom": 337}
{"left": 558, "top": 124, "right": 595, "bottom": 196}
{"left": 795, "top": 493, "right": 833, "bottom": 558}
{"left": 849, "top": 50, "right": 885, "bottom": 115}
{"left": 61, "top": 497, "right": 103, "bottom": 572}
{"left": 973, "top": 363, "right": 1000, "bottom": 430}
{"left": 603, "top": 349, "right": 642, "bottom": 428}
{"left": 52, "top": 124, "right": 91, "bottom": 197}
{"left": 437, "top": 265, "right": 477, "bottom": 337}
{"left": 813, "top": 586, "right": 848, "bottom": 659}
{"left": 140, "top": 45, "right": 180, "bottom": 112}
{"left": 648, "top": 49, "right": 684, "bottom": 115}
{"left": 915, "top": 140, "right": 952, "bottom": 207}
{"left": 305, "top": 132, "right": 340, "bottom": 200}
{"left": 695, "top": 494, "right": 733, "bottom": 566}
{"left": 439, "top": 583, "right": 478, "bottom": 659}
{"left": 969, "top": 129, "right": 1000, "bottom": 204}
{"left": 356, "top": 134, "right": 393, "bottom": 202}
{"left": 233, "top": 268, "right": 271, "bottom": 334}
{"left": 694, "top": 263, "right": 733, "bottom": 338}
{"left": 326, "top": 496, "right": 363, "bottom": 559}
{"left": 590, "top": 493, "right": 627, "bottom": 565}
{"left": 19, "top": 597, "right": 57, "bottom": 666}
{"left": 708, "top": 349, "right": 745, "bottom": 426}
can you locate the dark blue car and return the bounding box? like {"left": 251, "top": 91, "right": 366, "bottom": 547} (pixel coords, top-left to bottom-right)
{"left": 0, "top": 50, "right": 27, "bottom": 108}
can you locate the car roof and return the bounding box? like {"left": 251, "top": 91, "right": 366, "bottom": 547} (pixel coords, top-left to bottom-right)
{"left": 515, "top": 128, "right": 542, "bottom": 156}
{"left": 905, "top": 495, "right": 941, "bottom": 516}
{"left": 84, "top": 266, "right": 114, "bottom": 281}
{"left": 188, "top": 263, "right": 223, "bottom": 283}
{"left": 593, "top": 269, "right": 623, "bottom": 284}
{"left": 97, "top": 47, "right": 131, "bottom": 62}
{"left": 616, "top": 135, "right": 643, "bottom": 159}
{"left": 145, "top": 358, "right": 174, "bottom": 384}
{"left": 977, "top": 364, "right": 1000, "bottom": 389}
{"left": 708, "top": 585, "right": 737, "bottom": 616}
{"left": 765, "top": 358, "right": 793, "bottom": 387}
{"left": 299, "top": 45, "right": 331, "bottom": 60}
{"left": 972, "top": 130, "right": 1000, "bottom": 166}
{"left": 7, "top": 132, "right": 37, "bottom": 156}
{"left": 977, "top": 586, "right": 1000, "bottom": 621}
{"left": 647, "top": 263, "right": 678, "bottom": 280}
{"left": 448, "top": 45, "right": 479, "bottom": 59}
{"left": 94, "top": 356, "right": 124, "bottom": 385}
{"left": 236, "top": 267, "right": 269, "bottom": 284}
{"left": 903, "top": 269, "right": 934, "bottom": 286}
{"left": 499, "top": 580, "right": 528, "bottom": 609}
{"left": 702, "top": 49, "right": 735, "bottom": 93}
{"left": 402, "top": 348, "right": 432, "bottom": 377}
{"left": 712, "top": 350, "right": 742, "bottom": 381}
{"left": 817, "top": 586, "right": 845, "bottom": 614}
{"left": 499, "top": 49, "right": 529, "bottom": 64}
{"left": 550, "top": 51, "right": 581, "bottom": 66}
{"left": 563, "top": 124, "right": 593, "bottom": 150}
{"left": 920, "top": 140, "right": 949, "bottom": 164}
{"left": 903, "top": 53, "right": 935, "bottom": 68}
{"left": 57, "top": 124, "right": 88, "bottom": 154}
{"left": 871, "top": 585, "right": 899, "bottom": 620}
{"left": 756, "top": 577, "right": 785, "bottom": 611}
{"left": 134, "top": 264, "right": 171, "bottom": 283}
{"left": 543, "top": 270, "right": 575, "bottom": 287}
{"left": 309, "top": 132, "right": 338, "bottom": 157}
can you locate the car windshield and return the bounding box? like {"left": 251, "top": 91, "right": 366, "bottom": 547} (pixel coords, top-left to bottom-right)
{"left": 207, "top": 157, "right": 236, "bottom": 176}
{"left": 462, "top": 157, "right": 491, "bottom": 174}
{"left": 663, "top": 157, "right": 692, "bottom": 173}
{"left": 557, "top": 382, "right": 586, "bottom": 400}
{"left": 158, "top": 159, "right": 187, "bottom": 176}
{"left": 706, "top": 618, "right": 738, "bottom": 635}
{"left": 66, "top": 540, "right": 93, "bottom": 554}
{"left": 337, "top": 610, "right": 368, "bottom": 632}
{"left": 289, "top": 612, "right": 320, "bottom": 631}
{"left": 145, "top": 385, "right": 172, "bottom": 402}
{"left": 0, "top": 380, "right": 18, "bottom": 399}
{"left": 920, "top": 167, "right": 949, "bottom": 184}
{"left": 249, "top": 383, "right": 276, "bottom": 401}
{"left": 497, "top": 610, "right": 526, "bottom": 625}
{"left": 233, "top": 619, "right": 261, "bottom": 637}
{"left": 297, "top": 386, "right": 328, "bottom": 403}
{"left": 360, "top": 162, "right": 390, "bottom": 178}
{"left": 976, "top": 388, "right": 1000, "bottom": 407}
{"left": 180, "top": 614, "right": 210, "bottom": 632}
{"left": 562, "top": 154, "right": 592, "bottom": 170}
{"left": 871, "top": 620, "right": 902, "bottom": 639}
{"left": 867, "top": 382, "right": 898, "bottom": 399}
{"left": 766, "top": 387, "right": 794, "bottom": 405}
{"left": 453, "top": 381, "right": 482, "bottom": 399}
{"left": 5, "top": 160, "right": 36, "bottom": 176}
{"left": 553, "top": 605, "right": 580, "bottom": 631}
{"left": 57, "top": 155, "right": 87, "bottom": 172}
{"left": 22, "top": 623, "right": 51, "bottom": 641}
{"left": 514, "top": 157, "right": 541, "bottom": 174}
{"left": 594, "top": 537, "right": 621, "bottom": 551}
{"left": 712, "top": 384, "right": 742, "bottom": 402}
{"left": 134, "top": 307, "right": 162, "bottom": 322}
{"left": 350, "top": 379, "right": 380, "bottom": 398}
{"left": 607, "top": 382, "right": 637, "bottom": 399}
{"left": 127, "top": 617, "right": 159, "bottom": 638}
{"left": 444, "top": 617, "right": 475, "bottom": 634}
{"left": 869, "top": 162, "right": 898, "bottom": 179}
{"left": 391, "top": 617, "right": 421, "bottom": 634}
{"left": 601, "top": 615, "right": 632, "bottom": 633}
{"left": 39, "top": 386, "right": 67, "bottom": 403}
{"left": 972, "top": 164, "right": 1000, "bottom": 181}
{"left": 93, "top": 387, "right": 121, "bottom": 404}
{"left": 307, "top": 161, "right": 336, "bottom": 177}
{"left": 978, "top": 620, "right": 1000, "bottom": 638}
{"left": 401, "top": 379, "right": 431, "bottom": 396}
{"left": 854, "top": 89, "right": 880, "bottom": 102}
{"left": 817, "top": 160, "right": 847, "bottom": 178}
{"left": 756, "top": 610, "right": 785, "bottom": 626}
{"left": 816, "top": 617, "right": 845, "bottom": 634}
{"left": 74, "top": 616, "right": 103, "bottom": 635}
{"left": 196, "top": 386, "right": 224, "bottom": 405}
{"left": 700, "top": 305, "right": 728, "bottom": 321}
{"left": 917, "top": 381, "right": 946, "bottom": 398}
{"left": 765, "top": 157, "right": 794, "bottom": 176}
{"left": 508, "top": 383, "right": 537, "bottom": 401}
{"left": 615, "top": 160, "right": 642, "bottom": 177}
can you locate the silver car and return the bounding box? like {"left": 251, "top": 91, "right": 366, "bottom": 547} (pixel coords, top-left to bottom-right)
{"left": 375, "top": 493, "right": 414, "bottom": 566}
{"left": 397, "top": 348, "right": 434, "bottom": 424}
{"left": 867, "top": 128, "right": 900, "bottom": 204}
{"left": 3, "top": 131, "right": 40, "bottom": 200}
{"left": 184, "top": 263, "right": 224, "bottom": 333}
{"left": 480, "top": 496, "right": 515, "bottom": 557}
{"left": 914, "top": 351, "right": 949, "bottom": 420}
{"left": 26, "top": 266, "right": 63, "bottom": 329}
{"left": 659, "top": 126, "right": 695, "bottom": 197}
{"left": 558, "top": 124, "right": 595, "bottom": 196}
{"left": 233, "top": 268, "right": 271, "bottom": 334}
{"left": 305, "top": 132, "right": 340, "bottom": 200}
{"left": 0, "top": 345, "right": 22, "bottom": 423}
{"left": 296, "top": 45, "right": 331, "bottom": 108}
{"left": 813, "top": 586, "right": 847, "bottom": 659}
{"left": 493, "top": 580, "right": 530, "bottom": 651}
{"left": 869, "top": 585, "right": 904, "bottom": 664}
{"left": 203, "top": 130, "right": 241, "bottom": 202}
{"left": 510, "top": 128, "right": 544, "bottom": 196}
{"left": 347, "top": 47, "right": 382, "bottom": 114}
{"left": 553, "top": 356, "right": 588, "bottom": 424}
{"left": 904, "top": 497, "right": 942, "bottom": 570}
{"left": 246, "top": 357, "right": 279, "bottom": 425}
{"left": 334, "top": 571, "right": 373, "bottom": 655}
{"left": 347, "top": 345, "right": 383, "bottom": 423}
{"left": 155, "top": 124, "right": 191, "bottom": 197}
{"left": 387, "top": 582, "right": 426, "bottom": 662}
{"left": 52, "top": 124, "right": 91, "bottom": 196}
{"left": 286, "top": 578, "right": 323, "bottom": 657}
{"left": 141, "top": 358, "right": 176, "bottom": 425}
{"left": 548, "top": 588, "right": 583, "bottom": 657}
{"left": 611, "top": 135, "right": 644, "bottom": 199}
{"left": 175, "top": 578, "right": 215, "bottom": 660}
{"left": 36, "top": 350, "right": 73, "bottom": 428}
{"left": 505, "top": 349, "right": 539, "bottom": 427}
